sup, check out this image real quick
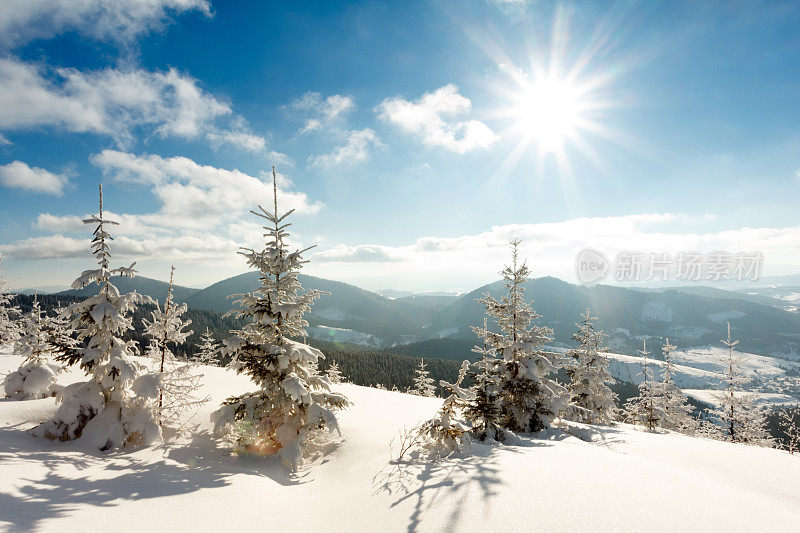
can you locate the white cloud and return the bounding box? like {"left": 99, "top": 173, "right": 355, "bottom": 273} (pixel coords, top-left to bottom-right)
{"left": 0, "top": 0, "right": 211, "bottom": 49}
{"left": 0, "top": 58, "right": 267, "bottom": 152}
{"left": 0, "top": 133, "right": 11, "bottom": 145}
{"left": 0, "top": 161, "right": 69, "bottom": 195}
{"left": 90, "top": 150, "right": 321, "bottom": 224}
{"left": 376, "top": 84, "right": 497, "bottom": 154}
{"left": 310, "top": 213, "right": 800, "bottom": 287}
{"left": 314, "top": 244, "right": 403, "bottom": 263}
{"left": 287, "top": 92, "right": 355, "bottom": 135}
{"left": 3, "top": 151, "right": 324, "bottom": 264}
{"left": 308, "top": 128, "right": 381, "bottom": 168}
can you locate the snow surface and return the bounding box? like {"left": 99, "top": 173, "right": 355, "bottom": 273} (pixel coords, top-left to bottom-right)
{"left": 604, "top": 346, "right": 800, "bottom": 393}
{"left": 2, "top": 347, "right": 800, "bottom": 532}
{"left": 683, "top": 389, "right": 799, "bottom": 408}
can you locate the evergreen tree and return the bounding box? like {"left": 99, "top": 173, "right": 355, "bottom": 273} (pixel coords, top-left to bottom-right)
{"left": 624, "top": 340, "right": 663, "bottom": 430}
{"left": 196, "top": 327, "right": 222, "bottom": 366}
{"left": 2, "top": 297, "right": 62, "bottom": 399}
{"left": 565, "top": 308, "right": 617, "bottom": 425}
{"left": 0, "top": 254, "right": 20, "bottom": 346}
{"left": 412, "top": 357, "right": 436, "bottom": 397}
{"left": 413, "top": 360, "right": 474, "bottom": 458}
{"left": 325, "top": 360, "right": 343, "bottom": 384}
{"left": 142, "top": 266, "right": 205, "bottom": 427}
{"left": 211, "top": 167, "right": 349, "bottom": 470}
{"left": 33, "top": 184, "right": 161, "bottom": 449}
{"left": 711, "top": 322, "right": 772, "bottom": 446}
{"left": 465, "top": 318, "right": 502, "bottom": 441}
{"left": 656, "top": 339, "right": 695, "bottom": 433}
{"left": 777, "top": 407, "right": 800, "bottom": 454}
{"left": 479, "top": 240, "right": 566, "bottom": 433}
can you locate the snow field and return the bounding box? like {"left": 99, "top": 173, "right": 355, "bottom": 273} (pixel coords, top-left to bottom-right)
{"left": 2, "top": 349, "right": 800, "bottom": 531}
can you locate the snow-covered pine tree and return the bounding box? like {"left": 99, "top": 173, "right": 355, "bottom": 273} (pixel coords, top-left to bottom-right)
{"left": 413, "top": 360, "right": 474, "bottom": 458}
{"left": 33, "top": 184, "right": 160, "bottom": 449}
{"left": 211, "top": 167, "right": 349, "bottom": 470}
{"left": 656, "top": 338, "right": 695, "bottom": 433}
{"left": 413, "top": 358, "right": 436, "bottom": 397}
{"left": 465, "top": 318, "right": 503, "bottom": 441}
{"left": 565, "top": 308, "right": 617, "bottom": 425}
{"left": 711, "top": 322, "right": 772, "bottom": 446}
{"left": 2, "top": 297, "right": 62, "bottom": 399}
{"left": 0, "top": 254, "right": 21, "bottom": 346}
{"left": 624, "top": 340, "right": 663, "bottom": 430}
{"left": 142, "top": 266, "right": 206, "bottom": 427}
{"left": 325, "top": 359, "right": 343, "bottom": 384}
{"left": 196, "top": 327, "right": 222, "bottom": 366}
{"left": 479, "top": 240, "right": 567, "bottom": 433}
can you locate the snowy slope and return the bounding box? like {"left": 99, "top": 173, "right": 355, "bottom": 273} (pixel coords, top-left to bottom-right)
{"left": 2, "top": 348, "right": 800, "bottom": 532}
{"left": 604, "top": 352, "right": 721, "bottom": 389}
{"left": 603, "top": 346, "right": 800, "bottom": 399}
{"left": 684, "top": 389, "right": 799, "bottom": 408}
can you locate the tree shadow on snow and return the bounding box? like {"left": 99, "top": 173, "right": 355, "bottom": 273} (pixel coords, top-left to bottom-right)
{"left": 551, "top": 422, "right": 629, "bottom": 452}
{"left": 0, "top": 424, "right": 304, "bottom": 531}
{"left": 162, "top": 427, "right": 309, "bottom": 487}
{"left": 373, "top": 439, "right": 545, "bottom": 533}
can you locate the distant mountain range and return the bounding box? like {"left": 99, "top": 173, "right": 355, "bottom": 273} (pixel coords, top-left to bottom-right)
{"left": 40, "top": 271, "right": 800, "bottom": 360}
{"left": 57, "top": 275, "right": 200, "bottom": 304}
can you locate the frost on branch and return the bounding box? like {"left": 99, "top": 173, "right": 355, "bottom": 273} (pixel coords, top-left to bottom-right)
{"left": 464, "top": 318, "right": 503, "bottom": 441}
{"left": 399, "top": 360, "right": 474, "bottom": 461}
{"left": 143, "top": 266, "right": 207, "bottom": 430}
{"left": 624, "top": 340, "right": 664, "bottom": 431}
{"left": 325, "top": 359, "right": 344, "bottom": 384}
{"left": 33, "top": 184, "right": 160, "bottom": 450}
{"left": 565, "top": 308, "right": 618, "bottom": 425}
{"left": 709, "top": 323, "right": 773, "bottom": 446}
{"left": 211, "top": 167, "right": 349, "bottom": 471}
{"left": 411, "top": 357, "right": 436, "bottom": 397}
{"left": 656, "top": 338, "right": 696, "bottom": 434}
{"left": 196, "top": 327, "right": 222, "bottom": 366}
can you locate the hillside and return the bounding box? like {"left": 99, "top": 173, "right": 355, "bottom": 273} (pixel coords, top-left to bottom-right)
{"left": 57, "top": 275, "right": 199, "bottom": 304}
{"left": 186, "top": 272, "right": 429, "bottom": 344}
{"left": 427, "top": 277, "right": 800, "bottom": 358}
{"left": 39, "top": 271, "right": 800, "bottom": 360}
{"left": 1, "top": 348, "right": 799, "bottom": 531}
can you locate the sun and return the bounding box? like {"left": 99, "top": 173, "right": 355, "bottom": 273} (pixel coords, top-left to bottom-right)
{"left": 513, "top": 76, "right": 585, "bottom": 153}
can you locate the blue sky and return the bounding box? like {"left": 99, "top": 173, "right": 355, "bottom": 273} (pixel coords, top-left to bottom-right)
{"left": 0, "top": 0, "right": 799, "bottom": 292}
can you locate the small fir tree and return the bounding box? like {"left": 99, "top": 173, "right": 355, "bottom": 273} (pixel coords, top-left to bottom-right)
{"left": 565, "top": 308, "right": 617, "bottom": 425}
{"left": 465, "top": 318, "right": 503, "bottom": 441}
{"left": 411, "top": 360, "right": 474, "bottom": 458}
{"left": 196, "top": 327, "right": 222, "bottom": 366}
{"left": 624, "top": 340, "right": 663, "bottom": 430}
{"left": 33, "top": 184, "right": 160, "bottom": 449}
{"left": 2, "top": 298, "right": 62, "bottom": 399}
{"left": 325, "top": 360, "right": 343, "bottom": 384}
{"left": 211, "top": 167, "right": 349, "bottom": 470}
{"left": 142, "top": 266, "right": 206, "bottom": 428}
{"left": 0, "top": 254, "right": 21, "bottom": 346}
{"left": 656, "top": 339, "right": 695, "bottom": 433}
{"left": 711, "top": 323, "right": 772, "bottom": 446}
{"left": 778, "top": 407, "right": 800, "bottom": 454}
{"left": 413, "top": 358, "right": 436, "bottom": 397}
{"left": 480, "top": 240, "right": 567, "bottom": 433}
